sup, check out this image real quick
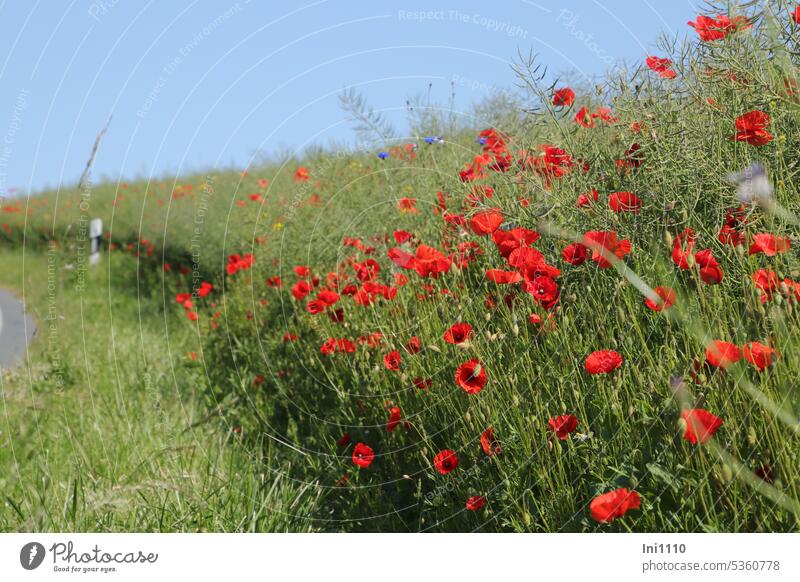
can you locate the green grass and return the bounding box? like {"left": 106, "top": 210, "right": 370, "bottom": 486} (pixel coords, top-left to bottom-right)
{"left": 0, "top": 248, "right": 322, "bottom": 531}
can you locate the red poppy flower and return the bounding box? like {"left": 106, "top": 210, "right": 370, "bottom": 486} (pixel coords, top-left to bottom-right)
{"left": 294, "top": 166, "right": 310, "bottom": 182}
{"left": 695, "top": 249, "right": 724, "bottom": 284}
{"left": 469, "top": 210, "right": 503, "bottom": 236}
{"left": 705, "top": 340, "right": 741, "bottom": 368}
{"left": 337, "top": 433, "right": 351, "bottom": 447}
{"left": 405, "top": 336, "right": 421, "bottom": 355}
{"left": 731, "top": 110, "right": 773, "bottom": 146}
{"left": 583, "top": 231, "right": 632, "bottom": 268}
{"left": 433, "top": 449, "right": 459, "bottom": 474}
{"left": 552, "top": 87, "right": 575, "bottom": 107}
{"left": 197, "top": 281, "right": 213, "bottom": 297}
{"left": 743, "top": 341, "right": 778, "bottom": 371}
{"left": 645, "top": 287, "right": 676, "bottom": 311}
{"left": 393, "top": 229, "right": 412, "bottom": 244}
{"left": 266, "top": 276, "right": 283, "bottom": 288}
{"left": 413, "top": 377, "right": 432, "bottom": 390}
{"left": 671, "top": 227, "right": 696, "bottom": 270}
{"left": 398, "top": 197, "right": 418, "bottom": 214}
{"left": 485, "top": 269, "right": 523, "bottom": 284}
{"left": 562, "top": 243, "right": 587, "bottom": 265}
{"left": 585, "top": 350, "right": 623, "bottom": 375}
{"left": 492, "top": 227, "right": 540, "bottom": 258}
{"left": 387, "top": 406, "right": 402, "bottom": 433}
{"left": 291, "top": 280, "right": 311, "bottom": 300}
{"left": 548, "top": 415, "right": 579, "bottom": 440}
{"left": 574, "top": 106, "right": 594, "bottom": 128}
{"left": 681, "top": 409, "right": 723, "bottom": 444}
{"left": 576, "top": 188, "right": 599, "bottom": 207}
{"left": 384, "top": 350, "right": 401, "bottom": 370}
{"left": 794, "top": 6, "right": 800, "bottom": 24}
{"left": 753, "top": 269, "right": 779, "bottom": 295}
{"left": 645, "top": 56, "right": 677, "bottom": 79}
{"left": 523, "top": 275, "right": 559, "bottom": 309}
{"left": 352, "top": 442, "right": 374, "bottom": 468}
{"left": 455, "top": 359, "right": 487, "bottom": 394}
{"left": 466, "top": 495, "right": 487, "bottom": 511}
{"left": 608, "top": 191, "right": 642, "bottom": 213}
{"left": 688, "top": 14, "right": 750, "bottom": 41}
{"left": 444, "top": 322, "right": 474, "bottom": 344}
{"left": 480, "top": 427, "right": 500, "bottom": 455}
{"left": 413, "top": 245, "right": 452, "bottom": 278}
{"left": 590, "top": 488, "right": 641, "bottom": 523}
{"left": 749, "top": 233, "right": 790, "bottom": 256}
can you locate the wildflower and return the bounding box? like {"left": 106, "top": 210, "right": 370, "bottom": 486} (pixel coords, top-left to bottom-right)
{"left": 681, "top": 409, "right": 723, "bottom": 444}
{"left": 562, "top": 243, "right": 587, "bottom": 265}
{"left": 688, "top": 14, "right": 750, "bottom": 41}
{"left": 645, "top": 287, "right": 676, "bottom": 311}
{"left": 552, "top": 87, "right": 575, "bottom": 107}
{"left": 455, "top": 359, "right": 487, "bottom": 394}
{"left": 433, "top": 449, "right": 459, "bottom": 474}
{"left": 576, "top": 188, "right": 599, "bottom": 207}
{"left": 590, "top": 488, "right": 641, "bottom": 523}
{"left": 705, "top": 340, "right": 741, "bottom": 368}
{"left": 749, "top": 234, "right": 791, "bottom": 256}
{"left": 383, "top": 350, "right": 401, "bottom": 370}
{"left": 352, "top": 442, "right": 374, "bottom": 468}
{"left": 377, "top": 151, "right": 389, "bottom": 159}
{"left": 444, "top": 323, "right": 474, "bottom": 345}
{"left": 548, "top": 415, "right": 579, "bottom": 440}
{"left": 731, "top": 111, "right": 773, "bottom": 146}
{"left": 481, "top": 427, "right": 501, "bottom": 455}
{"left": 743, "top": 341, "right": 778, "bottom": 371}
{"left": 608, "top": 191, "right": 642, "bottom": 213}
{"left": 469, "top": 209, "right": 503, "bottom": 236}
{"left": 583, "top": 231, "right": 632, "bottom": 268}
{"left": 466, "top": 496, "right": 486, "bottom": 511}
{"left": 645, "top": 56, "right": 677, "bottom": 79}
{"left": 585, "top": 350, "right": 623, "bottom": 374}
{"left": 387, "top": 406, "right": 402, "bottom": 432}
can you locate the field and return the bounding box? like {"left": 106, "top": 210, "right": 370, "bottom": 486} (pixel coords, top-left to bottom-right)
{"left": 2, "top": 4, "right": 800, "bottom": 532}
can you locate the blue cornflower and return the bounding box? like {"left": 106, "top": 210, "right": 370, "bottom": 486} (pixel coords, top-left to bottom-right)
{"left": 377, "top": 151, "right": 389, "bottom": 159}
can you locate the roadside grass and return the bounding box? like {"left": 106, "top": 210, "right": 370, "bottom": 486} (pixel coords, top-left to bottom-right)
{"left": 0, "top": 248, "right": 322, "bottom": 532}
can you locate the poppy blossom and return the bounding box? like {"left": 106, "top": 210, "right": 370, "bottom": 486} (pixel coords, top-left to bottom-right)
{"left": 645, "top": 56, "right": 677, "bottom": 79}
{"left": 705, "top": 340, "right": 741, "bottom": 368}
{"left": 694, "top": 249, "right": 724, "bottom": 284}
{"left": 352, "top": 442, "right": 374, "bottom": 468}
{"left": 583, "top": 231, "right": 632, "bottom": 268}
{"left": 444, "top": 322, "right": 474, "bottom": 344}
{"left": 743, "top": 341, "right": 778, "bottom": 371}
{"left": 433, "top": 449, "right": 459, "bottom": 474}
{"left": 455, "top": 359, "right": 487, "bottom": 394}
{"left": 386, "top": 406, "right": 402, "bottom": 433}
{"left": 523, "top": 275, "right": 559, "bottom": 309}
{"left": 585, "top": 350, "right": 623, "bottom": 375}
{"left": 590, "top": 488, "right": 641, "bottom": 523}
{"left": 552, "top": 87, "right": 575, "bottom": 107}
{"left": 688, "top": 14, "right": 750, "bottom": 41}
{"left": 466, "top": 495, "right": 486, "bottom": 511}
{"left": 469, "top": 210, "right": 503, "bottom": 236}
{"left": 562, "top": 243, "right": 587, "bottom": 265}
{"left": 413, "top": 377, "right": 432, "bottom": 390}
{"left": 576, "top": 188, "right": 599, "bottom": 208}
{"left": 645, "top": 287, "right": 676, "bottom": 311}
{"left": 548, "top": 415, "right": 579, "bottom": 440}
{"left": 337, "top": 433, "right": 351, "bottom": 447}
{"left": 574, "top": 106, "right": 594, "bottom": 128}
{"left": 681, "top": 409, "right": 723, "bottom": 444}
{"left": 749, "top": 233, "right": 790, "bottom": 256}
{"left": 405, "top": 336, "right": 421, "bottom": 355}
{"left": 480, "top": 427, "right": 500, "bottom": 455}
{"left": 731, "top": 110, "right": 774, "bottom": 146}
{"left": 608, "top": 191, "right": 642, "bottom": 213}
{"left": 383, "top": 350, "right": 401, "bottom": 370}
{"left": 485, "top": 269, "right": 523, "bottom": 284}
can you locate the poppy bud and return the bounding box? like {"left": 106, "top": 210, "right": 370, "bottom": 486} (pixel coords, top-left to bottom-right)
{"left": 721, "top": 464, "right": 733, "bottom": 483}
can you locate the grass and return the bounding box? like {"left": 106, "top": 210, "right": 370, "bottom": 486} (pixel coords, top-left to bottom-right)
{"left": 0, "top": 248, "right": 322, "bottom": 531}
{"left": 2, "top": 1, "right": 800, "bottom": 533}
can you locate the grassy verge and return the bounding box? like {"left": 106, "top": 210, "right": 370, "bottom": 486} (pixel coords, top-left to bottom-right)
{"left": 0, "top": 248, "right": 322, "bottom": 532}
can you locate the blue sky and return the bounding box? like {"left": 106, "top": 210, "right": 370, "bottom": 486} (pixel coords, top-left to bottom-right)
{"left": 0, "top": 0, "right": 698, "bottom": 195}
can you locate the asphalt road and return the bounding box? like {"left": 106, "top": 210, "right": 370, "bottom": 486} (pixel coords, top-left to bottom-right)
{"left": 0, "top": 288, "right": 36, "bottom": 368}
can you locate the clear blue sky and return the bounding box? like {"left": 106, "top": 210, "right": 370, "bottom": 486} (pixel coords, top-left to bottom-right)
{"left": 0, "top": 0, "right": 698, "bottom": 195}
